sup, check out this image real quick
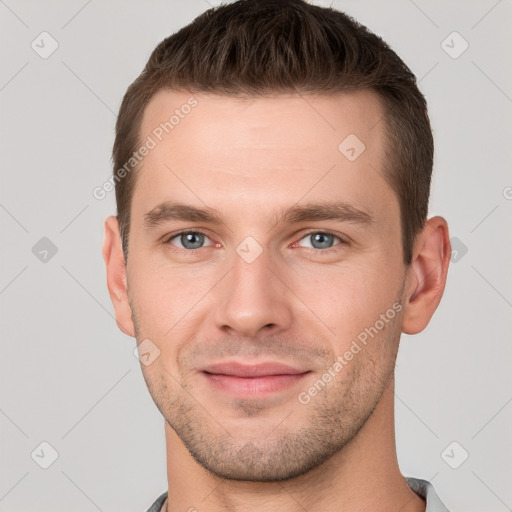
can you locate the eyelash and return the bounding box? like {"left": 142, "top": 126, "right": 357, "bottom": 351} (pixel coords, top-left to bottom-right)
{"left": 163, "top": 229, "right": 347, "bottom": 255}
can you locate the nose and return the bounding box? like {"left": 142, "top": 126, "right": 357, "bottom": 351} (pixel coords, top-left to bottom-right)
{"left": 213, "top": 245, "right": 293, "bottom": 338}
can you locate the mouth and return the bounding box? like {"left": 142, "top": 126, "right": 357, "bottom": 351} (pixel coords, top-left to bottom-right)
{"left": 201, "top": 361, "right": 311, "bottom": 398}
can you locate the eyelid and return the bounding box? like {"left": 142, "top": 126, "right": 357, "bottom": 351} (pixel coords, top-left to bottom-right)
{"left": 163, "top": 229, "right": 348, "bottom": 252}
{"left": 165, "top": 229, "right": 216, "bottom": 249}
{"left": 293, "top": 230, "right": 348, "bottom": 248}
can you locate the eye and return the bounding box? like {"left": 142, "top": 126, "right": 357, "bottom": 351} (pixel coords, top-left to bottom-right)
{"left": 296, "top": 231, "right": 343, "bottom": 250}
{"left": 166, "top": 231, "right": 214, "bottom": 250}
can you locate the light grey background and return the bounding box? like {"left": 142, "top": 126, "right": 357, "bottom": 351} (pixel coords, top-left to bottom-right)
{"left": 1, "top": 1, "right": 511, "bottom": 511}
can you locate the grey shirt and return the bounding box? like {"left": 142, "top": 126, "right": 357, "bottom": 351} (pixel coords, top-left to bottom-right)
{"left": 145, "top": 476, "right": 449, "bottom": 511}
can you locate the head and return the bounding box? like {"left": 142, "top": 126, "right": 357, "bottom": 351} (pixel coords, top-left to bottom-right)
{"left": 103, "top": 0, "right": 450, "bottom": 482}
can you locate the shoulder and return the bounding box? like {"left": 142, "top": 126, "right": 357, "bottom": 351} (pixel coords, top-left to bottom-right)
{"left": 405, "top": 477, "right": 450, "bottom": 512}
{"left": 145, "top": 491, "right": 168, "bottom": 512}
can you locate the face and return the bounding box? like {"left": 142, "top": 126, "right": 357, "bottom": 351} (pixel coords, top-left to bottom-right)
{"left": 125, "top": 90, "right": 408, "bottom": 481}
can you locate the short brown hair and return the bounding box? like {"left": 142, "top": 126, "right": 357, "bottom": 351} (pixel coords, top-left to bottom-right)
{"left": 113, "top": 0, "right": 433, "bottom": 265}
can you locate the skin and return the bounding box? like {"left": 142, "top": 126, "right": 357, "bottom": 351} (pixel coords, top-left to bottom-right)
{"left": 103, "top": 89, "right": 451, "bottom": 511}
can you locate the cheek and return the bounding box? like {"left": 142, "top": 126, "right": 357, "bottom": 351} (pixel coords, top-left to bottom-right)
{"left": 291, "top": 260, "right": 402, "bottom": 346}
{"left": 128, "top": 262, "right": 216, "bottom": 337}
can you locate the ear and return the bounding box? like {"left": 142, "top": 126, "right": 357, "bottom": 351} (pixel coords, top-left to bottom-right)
{"left": 402, "top": 216, "right": 451, "bottom": 335}
{"left": 102, "top": 216, "right": 135, "bottom": 337}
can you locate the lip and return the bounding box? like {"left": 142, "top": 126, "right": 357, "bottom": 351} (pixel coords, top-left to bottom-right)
{"left": 201, "top": 361, "right": 311, "bottom": 398}
{"left": 202, "top": 361, "right": 307, "bottom": 377}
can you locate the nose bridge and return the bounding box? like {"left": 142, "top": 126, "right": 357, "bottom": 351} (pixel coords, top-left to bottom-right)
{"left": 213, "top": 240, "right": 292, "bottom": 336}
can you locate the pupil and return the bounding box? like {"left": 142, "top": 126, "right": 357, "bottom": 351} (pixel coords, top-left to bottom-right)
{"left": 182, "top": 233, "right": 203, "bottom": 249}
{"left": 312, "top": 233, "right": 332, "bottom": 249}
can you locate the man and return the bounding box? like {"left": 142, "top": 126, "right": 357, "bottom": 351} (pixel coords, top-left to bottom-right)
{"left": 102, "top": 1, "right": 452, "bottom": 510}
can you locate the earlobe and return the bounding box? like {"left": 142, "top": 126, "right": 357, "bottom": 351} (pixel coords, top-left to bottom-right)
{"left": 402, "top": 216, "right": 451, "bottom": 335}
{"left": 102, "top": 216, "right": 135, "bottom": 337}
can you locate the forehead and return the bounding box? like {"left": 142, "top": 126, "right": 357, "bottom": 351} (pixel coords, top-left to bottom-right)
{"left": 132, "top": 88, "right": 395, "bottom": 225}
{"left": 140, "top": 88, "right": 385, "bottom": 160}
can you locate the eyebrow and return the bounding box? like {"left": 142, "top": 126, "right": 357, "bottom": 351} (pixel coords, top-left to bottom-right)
{"left": 280, "top": 202, "right": 373, "bottom": 225}
{"left": 143, "top": 200, "right": 374, "bottom": 230}
{"left": 144, "top": 202, "right": 224, "bottom": 229}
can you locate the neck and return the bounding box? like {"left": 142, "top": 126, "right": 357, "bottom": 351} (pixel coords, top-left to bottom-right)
{"left": 163, "top": 377, "right": 425, "bottom": 512}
